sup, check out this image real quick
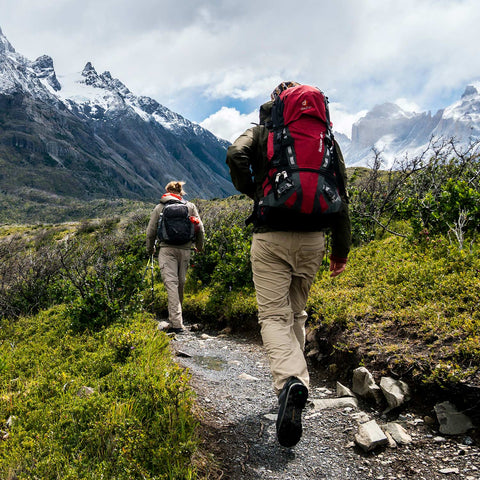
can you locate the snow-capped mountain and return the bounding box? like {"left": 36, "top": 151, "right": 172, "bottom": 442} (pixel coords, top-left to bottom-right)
{"left": 340, "top": 85, "right": 480, "bottom": 167}
{"left": 0, "top": 25, "right": 235, "bottom": 208}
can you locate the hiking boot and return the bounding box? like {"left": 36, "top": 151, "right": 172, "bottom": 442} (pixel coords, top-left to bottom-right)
{"left": 276, "top": 377, "right": 308, "bottom": 448}
{"left": 165, "top": 327, "right": 185, "bottom": 335}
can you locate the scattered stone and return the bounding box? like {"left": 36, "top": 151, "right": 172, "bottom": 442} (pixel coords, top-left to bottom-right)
{"left": 351, "top": 412, "right": 371, "bottom": 424}
{"left": 175, "top": 350, "right": 192, "bottom": 358}
{"left": 434, "top": 436, "right": 447, "bottom": 443}
{"left": 434, "top": 401, "right": 474, "bottom": 435}
{"left": 200, "top": 333, "right": 211, "bottom": 340}
{"left": 352, "top": 367, "right": 382, "bottom": 403}
{"left": 354, "top": 420, "right": 389, "bottom": 452}
{"left": 305, "top": 327, "right": 317, "bottom": 344}
{"left": 384, "top": 430, "right": 397, "bottom": 448}
{"left": 219, "top": 326, "right": 232, "bottom": 335}
{"left": 157, "top": 320, "right": 169, "bottom": 331}
{"left": 337, "top": 381, "right": 356, "bottom": 398}
{"left": 6, "top": 416, "right": 17, "bottom": 429}
{"left": 228, "top": 360, "right": 242, "bottom": 366}
{"left": 382, "top": 422, "right": 412, "bottom": 445}
{"left": 77, "top": 386, "right": 94, "bottom": 397}
{"left": 312, "top": 397, "right": 359, "bottom": 411}
{"left": 238, "top": 373, "right": 259, "bottom": 381}
{"left": 314, "top": 386, "right": 333, "bottom": 396}
{"left": 380, "top": 377, "right": 410, "bottom": 410}
{"left": 424, "top": 415, "right": 436, "bottom": 425}
{"left": 439, "top": 467, "right": 460, "bottom": 474}
{"left": 306, "top": 348, "right": 320, "bottom": 358}
{"left": 264, "top": 413, "right": 277, "bottom": 421}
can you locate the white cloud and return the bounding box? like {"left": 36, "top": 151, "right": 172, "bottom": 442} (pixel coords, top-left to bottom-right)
{"left": 1, "top": 0, "right": 480, "bottom": 126}
{"left": 329, "top": 103, "right": 368, "bottom": 139}
{"left": 394, "top": 98, "right": 422, "bottom": 114}
{"left": 200, "top": 107, "right": 258, "bottom": 143}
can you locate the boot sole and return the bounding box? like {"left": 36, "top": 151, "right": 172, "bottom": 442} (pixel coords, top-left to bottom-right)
{"left": 276, "top": 382, "right": 308, "bottom": 447}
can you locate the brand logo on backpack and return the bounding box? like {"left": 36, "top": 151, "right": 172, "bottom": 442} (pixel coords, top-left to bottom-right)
{"left": 157, "top": 200, "right": 195, "bottom": 245}
{"left": 257, "top": 85, "right": 343, "bottom": 229}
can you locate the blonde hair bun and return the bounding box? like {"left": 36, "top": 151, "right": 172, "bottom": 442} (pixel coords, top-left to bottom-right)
{"left": 166, "top": 181, "right": 186, "bottom": 196}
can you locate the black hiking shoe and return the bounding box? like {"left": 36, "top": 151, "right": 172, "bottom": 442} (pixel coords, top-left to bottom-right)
{"left": 276, "top": 377, "right": 308, "bottom": 448}
{"left": 165, "top": 327, "right": 185, "bottom": 335}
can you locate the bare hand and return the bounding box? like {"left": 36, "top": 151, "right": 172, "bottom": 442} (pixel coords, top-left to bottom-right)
{"left": 330, "top": 260, "right": 346, "bottom": 278}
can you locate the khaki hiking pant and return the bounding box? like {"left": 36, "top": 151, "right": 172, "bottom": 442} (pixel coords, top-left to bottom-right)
{"left": 251, "top": 231, "right": 325, "bottom": 395}
{"left": 158, "top": 246, "right": 191, "bottom": 329}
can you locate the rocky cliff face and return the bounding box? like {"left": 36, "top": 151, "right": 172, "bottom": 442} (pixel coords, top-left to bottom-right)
{"left": 339, "top": 85, "right": 480, "bottom": 167}
{"left": 0, "top": 26, "right": 235, "bottom": 207}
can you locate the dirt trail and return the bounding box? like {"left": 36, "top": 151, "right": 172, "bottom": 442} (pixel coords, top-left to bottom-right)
{"left": 172, "top": 327, "right": 479, "bottom": 480}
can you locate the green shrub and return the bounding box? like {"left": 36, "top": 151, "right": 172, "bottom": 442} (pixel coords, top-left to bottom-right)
{"left": 308, "top": 234, "right": 480, "bottom": 386}
{"left": 0, "top": 308, "right": 199, "bottom": 479}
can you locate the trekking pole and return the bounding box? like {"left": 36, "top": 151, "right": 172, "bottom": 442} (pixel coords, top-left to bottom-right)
{"left": 141, "top": 254, "right": 155, "bottom": 304}
{"left": 149, "top": 253, "right": 155, "bottom": 303}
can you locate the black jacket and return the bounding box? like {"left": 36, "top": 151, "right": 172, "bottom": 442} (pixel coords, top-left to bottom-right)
{"left": 226, "top": 100, "right": 351, "bottom": 261}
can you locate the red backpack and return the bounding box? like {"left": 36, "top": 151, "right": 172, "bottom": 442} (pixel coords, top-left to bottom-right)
{"left": 257, "top": 85, "right": 344, "bottom": 229}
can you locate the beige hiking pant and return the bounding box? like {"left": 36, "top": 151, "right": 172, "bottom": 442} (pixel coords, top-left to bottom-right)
{"left": 158, "top": 246, "right": 191, "bottom": 329}
{"left": 250, "top": 231, "right": 325, "bottom": 394}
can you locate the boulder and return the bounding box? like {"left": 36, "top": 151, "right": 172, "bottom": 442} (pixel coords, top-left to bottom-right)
{"left": 354, "top": 420, "right": 389, "bottom": 452}
{"left": 336, "top": 381, "right": 356, "bottom": 398}
{"left": 352, "top": 367, "right": 382, "bottom": 403}
{"left": 383, "top": 422, "right": 412, "bottom": 445}
{"left": 380, "top": 376, "right": 411, "bottom": 410}
{"left": 434, "top": 401, "right": 473, "bottom": 435}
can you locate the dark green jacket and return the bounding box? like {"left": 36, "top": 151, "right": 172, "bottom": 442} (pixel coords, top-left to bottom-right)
{"left": 226, "top": 101, "right": 351, "bottom": 261}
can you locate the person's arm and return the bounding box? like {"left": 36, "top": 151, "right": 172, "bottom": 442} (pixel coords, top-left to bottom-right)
{"left": 146, "top": 206, "right": 161, "bottom": 256}
{"left": 329, "top": 140, "right": 351, "bottom": 277}
{"left": 226, "top": 127, "right": 257, "bottom": 199}
{"left": 189, "top": 203, "right": 205, "bottom": 252}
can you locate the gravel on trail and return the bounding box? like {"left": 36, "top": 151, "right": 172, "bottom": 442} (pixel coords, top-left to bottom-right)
{"left": 170, "top": 326, "right": 479, "bottom": 480}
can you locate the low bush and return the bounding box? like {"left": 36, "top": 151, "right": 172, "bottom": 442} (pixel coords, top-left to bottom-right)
{"left": 308, "top": 234, "right": 480, "bottom": 386}
{"left": 0, "top": 308, "right": 200, "bottom": 479}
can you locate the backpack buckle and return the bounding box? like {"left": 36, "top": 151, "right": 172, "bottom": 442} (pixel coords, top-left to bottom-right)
{"left": 274, "top": 171, "right": 294, "bottom": 198}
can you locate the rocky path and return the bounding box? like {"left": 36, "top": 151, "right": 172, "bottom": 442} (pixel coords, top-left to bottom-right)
{"left": 171, "top": 327, "right": 479, "bottom": 480}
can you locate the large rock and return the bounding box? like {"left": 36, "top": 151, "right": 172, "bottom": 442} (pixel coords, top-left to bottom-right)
{"left": 354, "top": 420, "right": 389, "bottom": 452}
{"left": 312, "top": 397, "right": 359, "bottom": 410}
{"left": 352, "top": 367, "right": 382, "bottom": 403}
{"left": 380, "top": 377, "right": 411, "bottom": 410}
{"left": 434, "top": 401, "right": 474, "bottom": 435}
{"left": 383, "top": 422, "right": 412, "bottom": 445}
{"left": 336, "top": 381, "right": 356, "bottom": 398}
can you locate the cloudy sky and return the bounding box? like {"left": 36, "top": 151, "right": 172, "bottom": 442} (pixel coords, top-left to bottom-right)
{"left": 1, "top": 0, "right": 480, "bottom": 142}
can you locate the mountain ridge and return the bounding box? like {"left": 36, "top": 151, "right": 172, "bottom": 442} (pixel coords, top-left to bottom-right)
{"left": 0, "top": 26, "right": 235, "bottom": 220}
{"left": 340, "top": 84, "right": 480, "bottom": 167}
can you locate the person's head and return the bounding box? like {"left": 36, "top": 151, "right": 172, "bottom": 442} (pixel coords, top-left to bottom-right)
{"left": 270, "top": 81, "right": 301, "bottom": 100}
{"left": 165, "top": 181, "right": 186, "bottom": 196}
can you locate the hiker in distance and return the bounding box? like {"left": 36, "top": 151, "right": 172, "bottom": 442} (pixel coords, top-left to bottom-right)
{"left": 146, "top": 181, "right": 204, "bottom": 334}
{"left": 226, "top": 82, "right": 351, "bottom": 448}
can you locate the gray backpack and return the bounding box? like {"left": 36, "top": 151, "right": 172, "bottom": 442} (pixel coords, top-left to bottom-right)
{"left": 157, "top": 199, "right": 195, "bottom": 245}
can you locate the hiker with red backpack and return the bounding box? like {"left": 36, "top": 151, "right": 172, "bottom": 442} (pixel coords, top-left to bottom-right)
{"left": 226, "top": 82, "right": 351, "bottom": 448}
{"left": 146, "top": 181, "right": 204, "bottom": 334}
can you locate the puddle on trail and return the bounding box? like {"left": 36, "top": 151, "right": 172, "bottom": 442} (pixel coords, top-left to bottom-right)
{"left": 192, "top": 354, "right": 227, "bottom": 371}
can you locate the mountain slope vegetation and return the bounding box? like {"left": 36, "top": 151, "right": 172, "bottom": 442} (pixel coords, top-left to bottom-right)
{"left": 0, "top": 140, "right": 479, "bottom": 476}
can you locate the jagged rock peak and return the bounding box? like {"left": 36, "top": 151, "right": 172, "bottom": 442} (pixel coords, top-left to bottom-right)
{"left": 82, "top": 62, "right": 97, "bottom": 75}
{"left": 32, "top": 54, "right": 54, "bottom": 70}
{"left": 461, "top": 85, "right": 479, "bottom": 99}
{"left": 31, "top": 55, "right": 61, "bottom": 91}
{"left": 0, "top": 25, "right": 15, "bottom": 54}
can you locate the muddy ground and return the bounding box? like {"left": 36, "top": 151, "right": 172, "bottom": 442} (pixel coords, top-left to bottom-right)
{"left": 171, "top": 326, "right": 479, "bottom": 480}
